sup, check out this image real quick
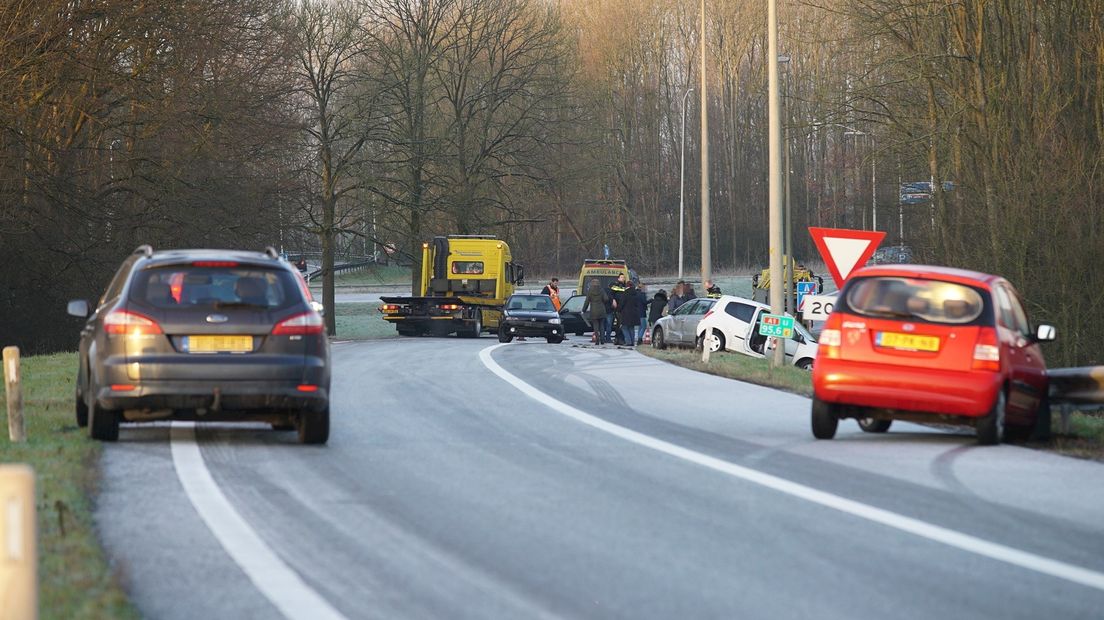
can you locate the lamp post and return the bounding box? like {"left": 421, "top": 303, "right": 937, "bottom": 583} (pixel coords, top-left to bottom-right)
{"left": 700, "top": 0, "right": 711, "bottom": 288}
{"left": 679, "top": 87, "right": 694, "bottom": 280}
{"left": 768, "top": 0, "right": 784, "bottom": 367}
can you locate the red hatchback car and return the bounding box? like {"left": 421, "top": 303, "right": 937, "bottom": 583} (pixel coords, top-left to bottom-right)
{"left": 811, "top": 265, "right": 1056, "bottom": 444}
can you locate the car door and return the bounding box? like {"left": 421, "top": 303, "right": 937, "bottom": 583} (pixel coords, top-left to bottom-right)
{"left": 559, "top": 294, "right": 589, "bottom": 333}
{"left": 667, "top": 300, "right": 696, "bottom": 344}
{"left": 993, "top": 282, "right": 1047, "bottom": 422}
{"left": 722, "top": 301, "right": 757, "bottom": 353}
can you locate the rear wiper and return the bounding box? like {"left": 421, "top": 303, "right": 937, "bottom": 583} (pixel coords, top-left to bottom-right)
{"left": 214, "top": 301, "right": 269, "bottom": 309}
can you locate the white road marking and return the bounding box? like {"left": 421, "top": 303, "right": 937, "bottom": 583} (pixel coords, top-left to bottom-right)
{"left": 479, "top": 343, "right": 1104, "bottom": 592}
{"left": 170, "top": 422, "right": 349, "bottom": 620}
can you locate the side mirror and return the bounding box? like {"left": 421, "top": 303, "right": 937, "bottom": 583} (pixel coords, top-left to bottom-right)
{"left": 1034, "top": 324, "right": 1056, "bottom": 342}
{"left": 67, "top": 299, "right": 90, "bottom": 318}
{"left": 310, "top": 301, "right": 325, "bottom": 316}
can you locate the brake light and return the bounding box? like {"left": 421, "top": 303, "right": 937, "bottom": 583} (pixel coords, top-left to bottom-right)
{"left": 111, "top": 384, "right": 136, "bottom": 391}
{"left": 972, "top": 327, "right": 1001, "bottom": 371}
{"left": 819, "top": 314, "right": 842, "bottom": 358}
{"left": 104, "top": 310, "right": 163, "bottom": 336}
{"left": 440, "top": 303, "right": 461, "bottom": 311}
{"left": 297, "top": 384, "right": 319, "bottom": 392}
{"left": 380, "top": 304, "right": 400, "bottom": 313}
{"left": 192, "top": 261, "right": 239, "bottom": 267}
{"left": 820, "top": 329, "right": 841, "bottom": 347}
{"left": 272, "top": 311, "right": 323, "bottom": 335}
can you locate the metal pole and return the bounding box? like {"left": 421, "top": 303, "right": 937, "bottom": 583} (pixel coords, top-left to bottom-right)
{"left": 768, "top": 0, "right": 784, "bottom": 367}
{"left": 871, "top": 135, "right": 877, "bottom": 231}
{"left": 700, "top": 0, "right": 711, "bottom": 288}
{"left": 785, "top": 120, "right": 794, "bottom": 314}
{"left": 679, "top": 87, "right": 693, "bottom": 280}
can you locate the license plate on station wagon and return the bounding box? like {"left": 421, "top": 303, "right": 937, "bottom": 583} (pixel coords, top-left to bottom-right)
{"left": 185, "top": 335, "right": 253, "bottom": 353}
{"left": 876, "top": 331, "right": 940, "bottom": 352}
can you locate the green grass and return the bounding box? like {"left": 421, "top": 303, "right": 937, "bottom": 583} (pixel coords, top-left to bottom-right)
{"left": 1049, "top": 410, "right": 1104, "bottom": 460}
{"left": 333, "top": 302, "right": 398, "bottom": 340}
{"left": 0, "top": 352, "right": 137, "bottom": 620}
{"left": 639, "top": 346, "right": 814, "bottom": 396}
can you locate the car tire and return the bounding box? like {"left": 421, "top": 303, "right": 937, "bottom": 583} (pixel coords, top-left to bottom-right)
{"left": 977, "top": 389, "right": 1006, "bottom": 445}
{"left": 462, "top": 310, "right": 482, "bottom": 338}
{"left": 547, "top": 335, "right": 563, "bottom": 344}
{"left": 652, "top": 327, "right": 667, "bottom": 350}
{"left": 88, "top": 401, "right": 120, "bottom": 442}
{"left": 75, "top": 389, "right": 89, "bottom": 428}
{"left": 706, "top": 329, "right": 725, "bottom": 353}
{"left": 298, "top": 406, "right": 329, "bottom": 445}
{"left": 1030, "top": 394, "right": 1052, "bottom": 442}
{"left": 498, "top": 328, "right": 513, "bottom": 343}
{"left": 811, "top": 397, "right": 839, "bottom": 440}
{"left": 857, "top": 417, "right": 892, "bottom": 433}
{"left": 796, "top": 358, "right": 814, "bottom": 371}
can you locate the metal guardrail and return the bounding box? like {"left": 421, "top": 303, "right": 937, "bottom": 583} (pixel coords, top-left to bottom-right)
{"left": 1049, "top": 366, "right": 1104, "bottom": 405}
{"left": 306, "top": 260, "right": 377, "bottom": 282}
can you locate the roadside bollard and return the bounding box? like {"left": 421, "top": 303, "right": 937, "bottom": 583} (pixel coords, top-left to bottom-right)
{"left": 0, "top": 465, "right": 36, "bottom": 620}
{"left": 3, "top": 347, "right": 24, "bottom": 443}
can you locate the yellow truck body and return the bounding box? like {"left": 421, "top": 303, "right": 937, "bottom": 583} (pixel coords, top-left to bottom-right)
{"left": 380, "top": 235, "right": 523, "bottom": 337}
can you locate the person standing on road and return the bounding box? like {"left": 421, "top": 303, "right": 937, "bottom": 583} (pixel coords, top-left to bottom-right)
{"left": 581, "top": 279, "right": 609, "bottom": 344}
{"left": 668, "top": 281, "right": 687, "bottom": 313}
{"left": 635, "top": 281, "right": 648, "bottom": 344}
{"left": 541, "top": 277, "right": 562, "bottom": 311}
{"left": 649, "top": 289, "right": 668, "bottom": 328}
{"left": 607, "top": 273, "right": 628, "bottom": 344}
{"left": 618, "top": 281, "right": 642, "bottom": 346}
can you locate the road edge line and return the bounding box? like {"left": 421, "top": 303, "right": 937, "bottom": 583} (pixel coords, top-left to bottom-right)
{"left": 170, "top": 422, "right": 349, "bottom": 620}
{"left": 478, "top": 343, "right": 1104, "bottom": 593}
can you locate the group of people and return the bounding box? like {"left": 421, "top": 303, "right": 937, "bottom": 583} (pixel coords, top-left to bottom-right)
{"left": 538, "top": 274, "right": 722, "bottom": 347}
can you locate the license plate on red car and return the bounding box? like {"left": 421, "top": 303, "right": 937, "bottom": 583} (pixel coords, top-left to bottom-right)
{"left": 876, "top": 331, "right": 940, "bottom": 352}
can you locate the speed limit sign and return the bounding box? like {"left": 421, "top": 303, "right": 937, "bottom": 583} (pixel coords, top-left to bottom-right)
{"left": 800, "top": 294, "right": 837, "bottom": 321}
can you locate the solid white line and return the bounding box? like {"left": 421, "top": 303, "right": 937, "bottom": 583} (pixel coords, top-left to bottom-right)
{"left": 478, "top": 344, "right": 1104, "bottom": 592}
{"left": 170, "top": 422, "right": 349, "bottom": 620}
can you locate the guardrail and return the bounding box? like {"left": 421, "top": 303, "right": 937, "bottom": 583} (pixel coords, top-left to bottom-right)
{"left": 306, "top": 260, "right": 378, "bottom": 283}
{"left": 1049, "top": 366, "right": 1104, "bottom": 405}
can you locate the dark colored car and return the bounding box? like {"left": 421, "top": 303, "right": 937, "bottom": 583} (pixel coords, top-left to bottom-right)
{"left": 812, "top": 264, "right": 1055, "bottom": 445}
{"left": 498, "top": 294, "right": 565, "bottom": 343}
{"left": 557, "top": 294, "right": 593, "bottom": 336}
{"left": 68, "top": 245, "right": 331, "bottom": 444}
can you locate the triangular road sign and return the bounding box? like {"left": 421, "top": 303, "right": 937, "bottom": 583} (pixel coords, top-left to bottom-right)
{"left": 808, "top": 227, "right": 886, "bottom": 290}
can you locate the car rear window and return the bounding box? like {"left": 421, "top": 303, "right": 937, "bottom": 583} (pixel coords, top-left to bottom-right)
{"left": 129, "top": 266, "right": 302, "bottom": 310}
{"left": 844, "top": 276, "right": 987, "bottom": 325}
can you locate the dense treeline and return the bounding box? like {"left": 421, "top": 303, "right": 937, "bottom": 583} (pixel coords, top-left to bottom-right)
{"left": 1, "top": 0, "right": 1101, "bottom": 364}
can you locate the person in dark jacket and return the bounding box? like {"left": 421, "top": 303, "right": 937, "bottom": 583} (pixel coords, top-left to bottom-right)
{"left": 635, "top": 281, "right": 648, "bottom": 344}
{"left": 649, "top": 289, "right": 668, "bottom": 326}
{"left": 607, "top": 273, "right": 628, "bottom": 344}
{"left": 580, "top": 279, "right": 609, "bottom": 344}
{"left": 618, "top": 281, "right": 642, "bottom": 346}
{"left": 668, "top": 281, "right": 687, "bottom": 313}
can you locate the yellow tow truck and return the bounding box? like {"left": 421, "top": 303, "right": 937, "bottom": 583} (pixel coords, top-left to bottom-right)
{"left": 751, "top": 256, "right": 823, "bottom": 310}
{"left": 379, "top": 235, "right": 524, "bottom": 337}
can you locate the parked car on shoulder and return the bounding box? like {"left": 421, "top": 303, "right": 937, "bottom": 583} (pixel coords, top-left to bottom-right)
{"left": 499, "top": 294, "right": 565, "bottom": 343}
{"left": 810, "top": 264, "right": 1055, "bottom": 444}
{"left": 67, "top": 245, "right": 331, "bottom": 444}
{"left": 694, "top": 295, "right": 818, "bottom": 369}
{"left": 651, "top": 297, "right": 718, "bottom": 349}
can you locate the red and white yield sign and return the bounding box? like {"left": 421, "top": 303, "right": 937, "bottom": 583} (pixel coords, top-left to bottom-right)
{"left": 808, "top": 227, "right": 886, "bottom": 290}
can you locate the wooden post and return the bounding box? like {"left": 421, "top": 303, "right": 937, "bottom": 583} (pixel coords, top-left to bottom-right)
{"left": 3, "top": 347, "right": 24, "bottom": 443}
{"left": 0, "top": 464, "right": 37, "bottom": 620}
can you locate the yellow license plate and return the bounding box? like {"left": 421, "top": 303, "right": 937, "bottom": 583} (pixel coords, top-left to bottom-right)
{"left": 187, "top": 335, "right": 253, "bottom": 353}
{"left": 877, "top": 332, "right": 940, "bottom": 352}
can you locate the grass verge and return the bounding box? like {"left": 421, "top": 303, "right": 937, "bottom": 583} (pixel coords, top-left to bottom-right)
{"left": 1048, "top": 410, "right": 1104, "bottom": 461}
{"left": 334, "top": 302, "right": 397, "bottom": 340}
{"left": 0, "top": 352, "right": 137, "bottom": 620}
{"left": 639, "top": 346, "right": 813, "bottom": 397}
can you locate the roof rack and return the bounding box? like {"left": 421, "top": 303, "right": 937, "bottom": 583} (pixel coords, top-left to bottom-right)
{"left": 264, "top": 246, "right": 280, "bottom": 260}
{"left": 133, "top": 245, "right": 153, "bottom": 257}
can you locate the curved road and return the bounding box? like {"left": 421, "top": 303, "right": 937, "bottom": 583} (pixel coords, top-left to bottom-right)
{"left": 96, "top": 337, "right": 1104, "bottom": 619}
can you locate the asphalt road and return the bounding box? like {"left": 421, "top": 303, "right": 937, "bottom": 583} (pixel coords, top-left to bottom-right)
{"left": 96, "top": 337, "right": 1104, "bottom": 619}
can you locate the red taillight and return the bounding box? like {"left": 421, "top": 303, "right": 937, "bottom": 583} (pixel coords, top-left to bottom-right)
{"left": 380, "top": 304, "right": 399, "bottom": 313}
{"left": 192, "top": 260, "right": 238, "bottom": 267}
{"left": 972, "top": 327, "right": 1001, "bottom": 371}
{"left": 104, "top": 310, "right": 163, "bottom": 335}
{"left": 440, "top": 303, "right": 461, "bottom": 311}
{"left": 272, "top": 311, "right": 324, "bottom": 335}
{"left": 111, "top": 384, "right": 136, "bottom": 391}
{"left": 819, "top": 314, "right": 843, "bottom": 359}
{"left": 297, "top": 384, "right": 319, "bottom": 392}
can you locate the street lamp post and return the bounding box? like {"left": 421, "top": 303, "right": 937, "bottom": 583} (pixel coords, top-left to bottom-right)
{"left": 679, "top": 87, "right": 694, "bottom": 280}
{"left": 768, "top": 0, "right": 784, "bottom": 367}
{"left": 700, "top": 0, "right": 711, "bottom": 287}
{"left": 843, "top": 128, "right": 876, "bottom": 231}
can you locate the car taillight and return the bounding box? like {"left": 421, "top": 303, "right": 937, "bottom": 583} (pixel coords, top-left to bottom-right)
{"left": 820, "top": 329, "right": 841, "bottom": 347}
{"left": 440, "top": 303, "right": 461, "bottom": 311}
{"left": 192, "top": 260, "right": 238, "bottom": 267}
{"left": 272, "top": 311, "right": 324, "bottom": 335}
{"left": 818, "top": 314, "right": 842, "bottom": 358}
{"left": 380, "top": 304, "right": 399, "bottom": 313}
{"left": 702, "top": 309, "right": 714, "bottom": 320}
{"left": 972, "top": 327, "right": 1001, "bottom": 371}
{"left": 104, "top": 310, "right": 163, "bottom": 336}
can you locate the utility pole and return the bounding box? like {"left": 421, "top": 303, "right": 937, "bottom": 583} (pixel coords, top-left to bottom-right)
{"left": 768, "top": 0, "right": 784, "bottom": 367}
{"left": 780, "top": 54, "right": 793, "bottom": 315}
{"left": 700, "top": 0, "right": 711, "bottom": 287}
{"left": 679, "top": 87, "right": 694, "bottom": 280}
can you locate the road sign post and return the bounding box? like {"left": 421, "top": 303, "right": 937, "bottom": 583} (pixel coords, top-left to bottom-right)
{"left": 0, "top": 464, "right": 36, "bottom": 620}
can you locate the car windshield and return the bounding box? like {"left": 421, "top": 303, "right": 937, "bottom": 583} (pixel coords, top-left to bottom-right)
{"left": 130, "top": 266, "right": 301, "bottom": 310}
{"left": 508, "top": 295, "right": 554, "bottom": 311}
{"left": 845, "top": 276, "right": 985, "bottom": 324}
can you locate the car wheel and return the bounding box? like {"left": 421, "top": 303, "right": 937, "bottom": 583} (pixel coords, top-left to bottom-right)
{"left": 498, "top": 328, "right": 513, "bottom": 343}
{"left": 706, "top": 329, "right": 725, "bottom": 353}
{"left": 547, "top": 335, "right": 563, "bottom": 344}
{"left": 811, "top": 397, "right": 839, "bottom": 440}
{"left": 796, "top": 358, "right": 814, "bottom": 371}
{"left": 298, "top": 406, "right": 329, "bottom": 445}
{"left": 977, "top": 388, "right": 1006, "bottom": 445}
{"left": 463, "top": 310, "right": 482, "bottom": 338}
{"left": 88, "top": 401, "right": 120, "bottom": 442}
{"left": 652, "top": 327, "right": 667, "bottom": 350}
{"left": 857, "top": 417, "right": 892, "bottom": 433}
{"left": 75, "top": 389, "right": 89, "bottom": 428}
